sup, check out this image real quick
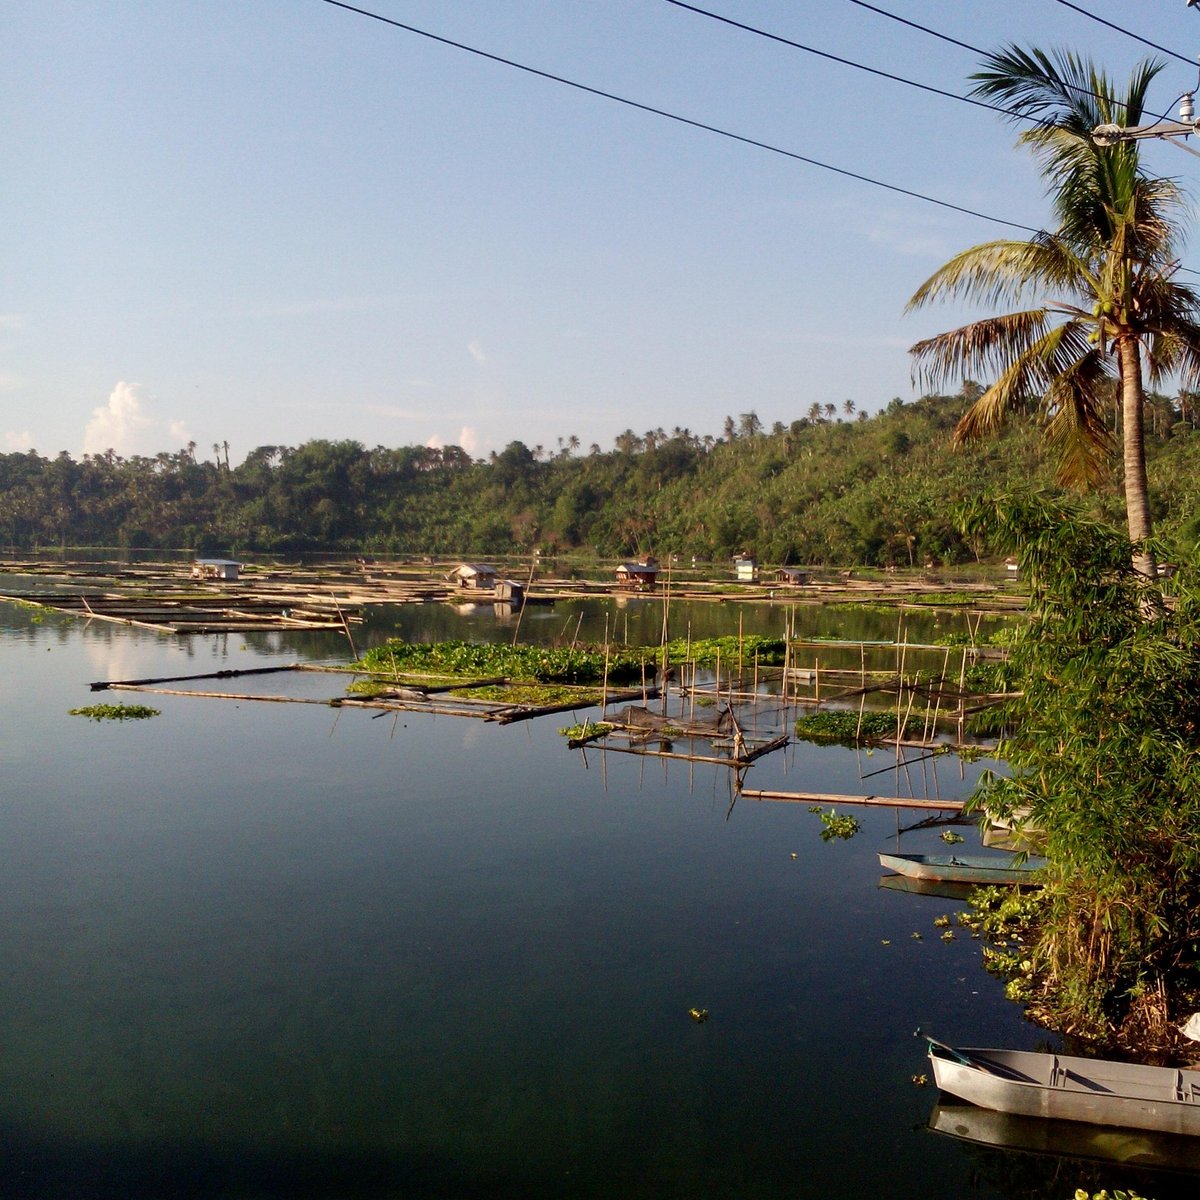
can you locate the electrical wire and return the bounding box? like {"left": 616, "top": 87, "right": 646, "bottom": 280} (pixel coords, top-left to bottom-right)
{"left": 845, "top": 0, "right": 984, "bottom": 57}
{"left": 1053, "top": 0, "right": 1196, "bottom": 67}
{"left": 318, "top": 0, "right": 1039, "bottom": 233}
{"left": 317, "top": 0, "right": 1198, "bottom": 276}
{"left": 661, "top": 0, "right": 1018, "bottom": 120}
{"left": 843, "top": 0, "right": 1177, "bottom": 124}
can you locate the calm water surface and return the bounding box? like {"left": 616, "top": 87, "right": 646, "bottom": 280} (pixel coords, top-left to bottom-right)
{"left": 0, "top": 594, "right": 1193, "bottom": 1199}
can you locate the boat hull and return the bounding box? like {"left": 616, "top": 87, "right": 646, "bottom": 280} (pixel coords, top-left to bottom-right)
{"left": 930, "top": 1047, "right": 1200, "bottom": 1138}
{"left": 878, "top": 851, "right": 1043, "bottom": 886}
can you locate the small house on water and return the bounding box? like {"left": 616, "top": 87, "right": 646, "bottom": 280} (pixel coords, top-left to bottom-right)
{"left": 776, "top": 567, "right": 809, "bottom": 587}
{"left": 494, "top": 579, "right": 525, "bottom": 604}
{"left": 450, "top": 563, "right": 498, "bottom": 590}
{"left": 734, "top": 554, "right": 758, "bottom": 581}
{"left": 614, "top": 558, "right": 659, "bottom": 591}
{"left": 192, "top": 558, "right": 242, "bottom": 581}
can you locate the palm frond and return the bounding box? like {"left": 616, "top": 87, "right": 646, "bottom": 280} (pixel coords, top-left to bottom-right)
{"left": 911, "top": 310, "right": 1051, "bottom": 390}
{"left": 1042, "top": 350, "right": 1117, "bottom": 489}
{"left": 950, "top": 320, "right": 1104, "bottom": 447}
{"left": 906, "top": 238, "right": 1091, "bottom": 312}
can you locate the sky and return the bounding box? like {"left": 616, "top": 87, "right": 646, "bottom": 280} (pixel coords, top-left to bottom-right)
{"left": 6, "top": 1, "right": 1200, "bottom": 466}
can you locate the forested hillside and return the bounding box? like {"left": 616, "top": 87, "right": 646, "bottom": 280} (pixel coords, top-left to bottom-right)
{"left": 4, "top": 391, "right": 1198, "bottom": 565}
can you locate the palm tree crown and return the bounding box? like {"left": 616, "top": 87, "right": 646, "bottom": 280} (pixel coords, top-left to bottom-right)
{"left": 907, "top": 45, "right": 1200, "bottom": 571}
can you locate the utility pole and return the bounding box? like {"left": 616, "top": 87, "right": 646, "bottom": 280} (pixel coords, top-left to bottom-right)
{"left": 1091, "top": 6, "right": 1200, "bottom": 155}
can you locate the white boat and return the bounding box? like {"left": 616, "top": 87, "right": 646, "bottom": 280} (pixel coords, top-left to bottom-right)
{"left": 879, "top": 851, "right": 1044, "bottom": 886}
{"left": 928, "top": 1039, "right": 1200, "bottom": 1137}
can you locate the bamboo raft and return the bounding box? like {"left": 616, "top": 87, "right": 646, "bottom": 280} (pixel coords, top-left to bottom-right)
{"left": 27, "top": 554, "right": 1017, "bottom": 781}
{"left": 1, "top": 589, "right": 364, "bottom": 632}
{"left": 1, "top": 553, "right": 1027, "bottom": 635}
{"left": 91, "top": 663, "right": 659, "bottom": 725}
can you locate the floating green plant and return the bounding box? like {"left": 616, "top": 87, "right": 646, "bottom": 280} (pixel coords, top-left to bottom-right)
{"left": 558, "top": 721, "right": 615, "bottom": 740}
{"left": 794, "top": 710, "right": 909, "bottom": 746}
{"left": 69, "top": 703, "right": 160, "bottom": 722}
{"left": 356, "top": 639, "right": 646, "bottom": 685}
{"left": 814, "top": 808, "right": 861, "bottom": 841}
{"left": 354, "top": 635, "right": 787, "bottom": 687}
{"left": 452, "top": 683, "right": 602, "bottom": 706}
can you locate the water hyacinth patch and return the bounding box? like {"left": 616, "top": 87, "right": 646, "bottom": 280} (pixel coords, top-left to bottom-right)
{"left": 69, "top": 703, "right": 160, "bottom": 721}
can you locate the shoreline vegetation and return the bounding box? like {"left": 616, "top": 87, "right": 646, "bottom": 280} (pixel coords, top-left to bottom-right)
{"left": 4, "top": 391, "right": 1200, "bottom": 567}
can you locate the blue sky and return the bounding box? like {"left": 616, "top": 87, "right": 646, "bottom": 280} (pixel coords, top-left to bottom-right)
{"left": 6, "top": 1, "right": 1200, "bottom": 464}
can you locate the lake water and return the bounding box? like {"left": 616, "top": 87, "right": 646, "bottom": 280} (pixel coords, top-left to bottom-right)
{"left": 1, "top": 592, "right": 1194, "bottom": 1199}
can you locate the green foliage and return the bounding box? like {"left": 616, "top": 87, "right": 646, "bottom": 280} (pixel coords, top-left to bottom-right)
{"left": 356, "top": 639, "right": 650, "bottom": 685}
{"left": 794, "top": 709, "right": 909, "bottom": 745}
{"left": 8, "top": 395, "right": 1200, "bottom": 565}
{"left": 961, "top": 492, "right": 1200, "bottom": 1049}
{"left": 558, "top": 721, "right": 615, "bottom": 739}
{"left": 449, "top": 683, "right": 603, "bottom": 705}
{"left": 663, "top": 635, "right": 785, "bottom": 666}
{"left": 808, "top": 807, "right": 862, "bottom": 841}
{"left": 68, "top": 703, "right": 160, "bottom": 721}
{"left": 356, "top": 636, "right": 786, "bottom": 690}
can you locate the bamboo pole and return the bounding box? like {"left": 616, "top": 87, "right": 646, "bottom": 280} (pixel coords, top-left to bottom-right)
{"left": 927, "top": 646, "right": 951, "bottom": 743}
{"left": 596, "top": 744, "right": 746, "bottom": 768}
{"left": 107, "top": 685, "right": 334, "bottom": 705}
{"left": 329, "top": 591, "right": 358, "bottom": 661}
{"left": 601, "top": 614, "right": 610, "bottom": 717}
{"left": 660, "top": 559, "right": 671, "bottom": 717}
{"left": 958, "top": 647, "right": 969, "bottom": 746}
{"left": 509, "top": 553, "right": 538, "bottom": 646}
{"left": 91, "top": 664, "right": 301, "bottom": 691}
{"left": 738, "top": 788, "right": 964, "bottom": 811}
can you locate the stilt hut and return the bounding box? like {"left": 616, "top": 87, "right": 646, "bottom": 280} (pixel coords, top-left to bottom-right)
{"left": 450, "top": 563, "right": 498, "bottom": 590}
{"left": 614, "top": 558, "right": 658, "bottom": 592}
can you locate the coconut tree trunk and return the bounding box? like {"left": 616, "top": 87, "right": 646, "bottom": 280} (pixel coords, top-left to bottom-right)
{"left": 1117, "top": 336, "right": 1157, "bottom": 577}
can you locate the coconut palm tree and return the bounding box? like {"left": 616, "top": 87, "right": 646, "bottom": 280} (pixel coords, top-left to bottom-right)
{"left": 908, "top": 46, "right": 1200, "bottom": 574}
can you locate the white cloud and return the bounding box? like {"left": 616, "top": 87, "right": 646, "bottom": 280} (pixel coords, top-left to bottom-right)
{"left": 424, "top": 427, "right": 478, "bottom": 454}
{"left": 167, "top": 419, "right": 192, "bottom": 444}
{"left": 4, "top": 429, "right": 34, "bottom": 452}
{"left": 0, "top": 314, "right": 25, "bottom": 332}
{"left": 82, "top": 381, "right": 155, "bottom": 457}
{"left": 467, "top": 340, "right": 488, "bottom": 366}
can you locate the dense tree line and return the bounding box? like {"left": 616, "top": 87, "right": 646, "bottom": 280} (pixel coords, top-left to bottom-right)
{"left": 4, "top": 390, "right": 1199, "bottom": 565}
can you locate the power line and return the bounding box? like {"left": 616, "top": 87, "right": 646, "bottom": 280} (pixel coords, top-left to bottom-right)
{"left": 1052, "top": 0, "right": 1196, "bottom": 67}
{"left": 318, "top": 0, "right": 1038, "bottom": 234}
{"left": 846, "top": 0, "right": 984, "bottom": 57}
{"left": 316, "top": 0, "right": 1198, "bottom": 277}
{"left": 845, "top": 0, "right": 1177, "bottom": 124}
{"left": 662, "top": 0, "right": 1017, "bottom": 120}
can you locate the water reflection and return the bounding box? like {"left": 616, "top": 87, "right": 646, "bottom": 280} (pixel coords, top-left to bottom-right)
{"left": 929, "top": 1101, "right": 1200, "bottom": 1198}
{"left": 5, "top": 591, "right": 1176, "bottom": 1200}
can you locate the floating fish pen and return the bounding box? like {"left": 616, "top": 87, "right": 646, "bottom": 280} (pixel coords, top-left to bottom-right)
{"left": 88, "top": 662, "right": 658, "bottom": 726}
{"left": 563, "top": 611, "right": 1010, "bottom": 777}
{"left": 2, "top": 589, "right": 364, "bottom": 633}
